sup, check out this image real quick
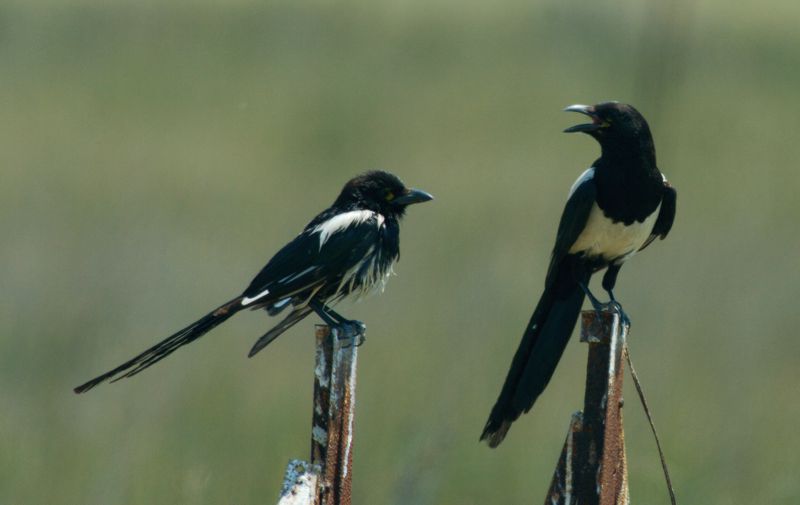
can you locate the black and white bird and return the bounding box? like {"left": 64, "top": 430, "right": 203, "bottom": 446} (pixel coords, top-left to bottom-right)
{"left": 481, "top": 102, "right": 676, "bottom": 447}
{"left": 74, "top": 170, "right": 433, "bottom": 394}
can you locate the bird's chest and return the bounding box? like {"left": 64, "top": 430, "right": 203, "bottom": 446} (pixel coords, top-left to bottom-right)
{"left": 339, "top": 222, "right": 399, "bottom": 298}
{"left": 569, "top": 202, "right": 660, "bottom": 263}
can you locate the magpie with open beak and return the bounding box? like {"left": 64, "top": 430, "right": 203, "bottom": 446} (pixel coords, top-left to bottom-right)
{"left": 480, "top": 102, "right": 676, "bottom": 447}
{"left": 74, "top": 170, "right": 433, "bottom": 393}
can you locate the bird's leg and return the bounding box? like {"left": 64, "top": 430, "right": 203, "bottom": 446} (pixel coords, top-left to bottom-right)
{"left": 605, "top": 289, "right": 631, "bottom": 328}
{"left": 577, "top": 280, "right": 606, "bottom": 313}
{"left": 309, "top": 299, "right": 366, "bottom": 347}
{"left": 602, "top": 264, "right": 631, "bottom": 327}
{"left": 310, "top": 298, "right": 342, "bottom": 325}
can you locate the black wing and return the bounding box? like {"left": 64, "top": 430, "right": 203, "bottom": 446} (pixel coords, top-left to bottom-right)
{"left": 639, "top": 180, "right": 676, "bottom": 251}
{"left": 241, "top": 211, "right": 383, "bottom": 306}
{"left": 479, "top": 173, "right": 597, "bottom": 446}
{"left": 544, "top": 175, "right": 597, "bottom": 287}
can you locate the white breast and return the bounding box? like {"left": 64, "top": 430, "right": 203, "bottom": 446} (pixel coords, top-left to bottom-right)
{"left": 569, "top": 202, "right": 660, "bottom": 264}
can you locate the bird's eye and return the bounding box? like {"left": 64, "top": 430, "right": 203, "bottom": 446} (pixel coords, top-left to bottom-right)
{"left": 385, "top": 191, "right": 395, "bottom": 201}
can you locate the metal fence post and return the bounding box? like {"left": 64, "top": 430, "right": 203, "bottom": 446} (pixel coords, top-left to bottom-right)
{"left": 544, "top": 310, "right": 629, "bottom": 505}
{"left": 276, "top": 325, "right": 358, "bottom": 505}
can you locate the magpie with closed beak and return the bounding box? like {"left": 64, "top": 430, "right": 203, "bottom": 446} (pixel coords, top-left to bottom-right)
{"left": 481, "top": 102, "right": 676, "bottom": 447}
{"left": 74, "top": 170, "right": 433, "bottom": 394}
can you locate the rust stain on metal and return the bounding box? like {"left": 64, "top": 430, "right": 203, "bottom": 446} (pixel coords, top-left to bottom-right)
{"left": 310, "top": 325, "right": 358, "bottom": 505}
{"left": 544, "top": 310, "right": 630, "bottom": 505}
{"left": 544, "top": 412, "right": 583, "bottom": 505}
{"left": 597, "top": 311, "right": 628, "bottom": 505}
{"left": 277, "top": 325, "right": 359, "bottom": 505}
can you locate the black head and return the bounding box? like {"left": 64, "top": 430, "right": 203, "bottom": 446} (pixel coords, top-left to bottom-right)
{"left": 334, "top": 170, "right": 433, "bottom": 217}
{"left": 563, "top": 102, "right": 653, "bottom": 150}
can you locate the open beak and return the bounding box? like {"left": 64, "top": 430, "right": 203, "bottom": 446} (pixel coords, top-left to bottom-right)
{"left": 393, "top": 188, "right": 434, "bottom": 205}
{"left": 563, "top": 104, "right": 607, "bottom": 133}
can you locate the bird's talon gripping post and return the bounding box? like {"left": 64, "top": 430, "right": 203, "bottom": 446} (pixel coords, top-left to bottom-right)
{"left": 609, "top": 301, "right": 631, "bottom": 328}
{"left": 336, "top": 320, "right": 366, "bottom": 348}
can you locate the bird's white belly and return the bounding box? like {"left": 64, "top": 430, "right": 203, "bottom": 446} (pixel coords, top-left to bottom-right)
{"left": 569, "top": 203, "right": 660, "bottom": 263}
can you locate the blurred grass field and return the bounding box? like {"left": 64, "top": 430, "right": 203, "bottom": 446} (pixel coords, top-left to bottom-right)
{"left": 2, "top": 0, "right": 800, "bottom": 503}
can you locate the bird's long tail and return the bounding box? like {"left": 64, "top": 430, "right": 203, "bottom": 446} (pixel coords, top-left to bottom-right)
{"left": 74, "top": 297, "right": 245, "bottom": 393}
{"left": 480, "top": 269, "right": 588, "bottom": 447}
{"left": 248, "top": 305, "right": 313, "bottom": 357}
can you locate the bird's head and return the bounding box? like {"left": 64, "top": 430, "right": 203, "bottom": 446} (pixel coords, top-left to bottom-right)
{"left": 335, "top": 170, "right": 433, "bottom": 217}
{"left": 563, "top": 102, "right": 653, "bottom": 149}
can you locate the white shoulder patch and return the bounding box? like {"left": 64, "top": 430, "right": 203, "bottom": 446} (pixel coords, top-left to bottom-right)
{"left": 568, "top": 167, "right": 595, "bottom": 198}
{"left": 241, "top": 289, "right": 270, "bottom": 306}
{"left": 313, "top": 210, "right": 381, "bottom": 249}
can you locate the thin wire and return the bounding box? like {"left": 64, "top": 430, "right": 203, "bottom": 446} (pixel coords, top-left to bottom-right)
{"left": 624, "top": 344, "right": 677, "bottom": 505}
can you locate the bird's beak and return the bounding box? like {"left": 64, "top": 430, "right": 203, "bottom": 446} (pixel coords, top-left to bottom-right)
{"left": 563, "top": 104, "right": 608, "bottom": 133}
{"left": 393, "top": 188, "right": 434, "bottom": 205}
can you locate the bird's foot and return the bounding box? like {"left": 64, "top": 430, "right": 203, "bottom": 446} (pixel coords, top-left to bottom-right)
{"left": 578, "top": 281, "right": 630, "bottom": 327}
{"left": 607, "top": 300, "right": 631, "bottom": 328}
{"left": 587, "top": 298, "right": 631, "bottom": 328}
{"left": 333, "top": 320, "right": 366, "bottom": 348}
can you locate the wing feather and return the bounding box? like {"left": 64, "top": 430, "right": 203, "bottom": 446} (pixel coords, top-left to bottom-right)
{"left": 639, "top": 179, "right": 677, "bottom": 251}
{"left": 241, "top": 212, "right": 383, "bottom": 306}
{"left": 544, "top": 173, "right": 598, "bottom": 287}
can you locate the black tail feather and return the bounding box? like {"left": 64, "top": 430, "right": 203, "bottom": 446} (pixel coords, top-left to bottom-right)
{"left": 481, "top": 271, "right": 588, "bottom": 447}
{"left": 248, "top": 305, "right": 313, "bottom": 357}
{"left": 74, "top": 297, "right": 244, "bottom": 394}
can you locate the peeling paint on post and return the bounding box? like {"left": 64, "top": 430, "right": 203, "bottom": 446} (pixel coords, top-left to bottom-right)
{"left": 277, "top": 460, "right": 321, "bottom": 505}
{"left": 544, "top": 310, "right": 630, "bottom": 505}
{"left": 316, "top": 325, "right": 358, "bottom": 505}
{"left": 275, "top": 325, "right": 359, "bottom": 505}
{"left": 311, "top": 325, "right": 333, "bottom": 469}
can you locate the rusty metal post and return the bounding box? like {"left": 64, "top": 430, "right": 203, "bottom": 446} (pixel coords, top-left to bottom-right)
{"left": 312, "top": 324, "right": 358, "bottom": 505}
{"left": 276, "top": 324, "right": 359, "bottom": 505}
{"left": 544, "top": 310, "right": 629, "bottom": 505}
{"left": 310, "top": 326, "right": 334, "bottom": 470}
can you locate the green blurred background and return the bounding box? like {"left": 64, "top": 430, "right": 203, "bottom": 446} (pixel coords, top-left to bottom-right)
{"left": 2, "top": 0, "right": 799, "bottom": 503}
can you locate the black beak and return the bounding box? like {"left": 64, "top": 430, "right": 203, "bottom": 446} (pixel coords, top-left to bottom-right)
{"left": 563, "top": 104, "right": 605, "bottom": 133}
{"left": 394, "top": 188, "right": 434, "bottom": 205}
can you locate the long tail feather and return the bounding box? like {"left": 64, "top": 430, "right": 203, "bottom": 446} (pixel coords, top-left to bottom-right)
{"left": 481, "top": 270, "right": 588, "bottom": 447}
{"left": 74, "top": 297, "right": 244, "bottom": 393}
{"left": 248, "top": 305, "right": 313, "bottom": 357}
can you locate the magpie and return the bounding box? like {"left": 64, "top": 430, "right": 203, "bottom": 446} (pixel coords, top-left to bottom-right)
{"left": 480, "top": 102, "right": 676, "bottom": 447}
{"left": 74, "top": 170, "right": 433, "bottom": 394}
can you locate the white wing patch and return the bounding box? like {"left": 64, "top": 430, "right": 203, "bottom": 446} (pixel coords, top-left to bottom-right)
{"left": 241, "top": 289, "right": 271, "bottom": 306}
{"left": 313, "top": 210, "right": 383, "bottom": 249}
{"left": 568, "top": 167, "right": 595, "bottom": 198}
